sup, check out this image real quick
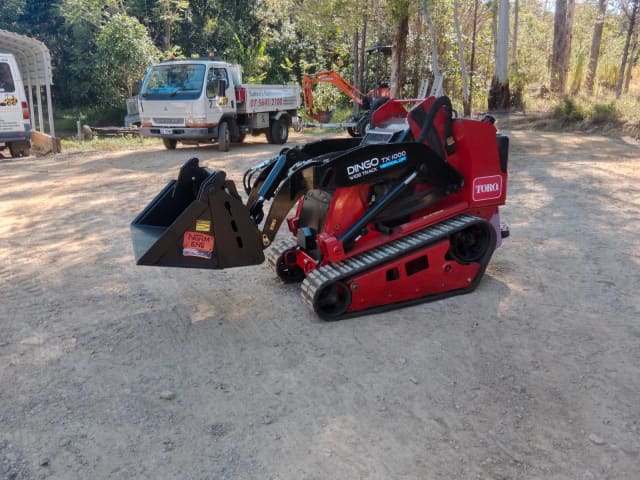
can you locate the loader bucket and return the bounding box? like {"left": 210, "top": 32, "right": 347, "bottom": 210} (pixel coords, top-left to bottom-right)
{"left": 130, "top": 158, "right": 265, "bottom": 269}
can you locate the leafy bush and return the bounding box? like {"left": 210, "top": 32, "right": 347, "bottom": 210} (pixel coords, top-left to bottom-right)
{"left": 95, "top": 14, "right": 160, "bottom": 108}
{"left": 310, "top": 82, "right": 347, "bottom": 112}
{"left": 589, "top": 102, "right": 620, "bottom": 124}
{"left": 552, "top": 96, "right": 586, "bottom": 122}
{"left": 509, "top": 66, "right": 528, "bottom": 110}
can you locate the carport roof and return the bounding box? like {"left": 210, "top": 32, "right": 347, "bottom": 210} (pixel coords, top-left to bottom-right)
{"left": 0, "top": 28, "right": 52, "bottom": 85}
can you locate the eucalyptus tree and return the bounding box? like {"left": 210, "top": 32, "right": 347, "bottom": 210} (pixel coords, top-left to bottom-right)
{"left": 385, "top": 0, "right": 411, "bottom": 97}
{"left": 550, "top": 0, "right": 576, "bottom": 93}
{"left": 585, "top": 0, "right": 608, "bottom": 94}
{"left": 616, "top": 0, "right": 640, "bottom": 97}
{"left": 453, "top": 0, "right": 470, "bottom": 115}
{"left": 421, "top": 0, "right": 442, "bottom": 95}
{"left": 488, "top": 0, "right": 510, "bottom": 110}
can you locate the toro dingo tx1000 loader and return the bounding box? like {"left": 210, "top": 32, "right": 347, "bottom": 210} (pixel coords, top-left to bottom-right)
{"left": 131, "top": 96, "right": 509, "bottom": 320}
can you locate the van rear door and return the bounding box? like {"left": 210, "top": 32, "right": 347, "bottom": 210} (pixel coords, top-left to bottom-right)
{"left": 0, "top": 55, "right": 31, "bottom": 157}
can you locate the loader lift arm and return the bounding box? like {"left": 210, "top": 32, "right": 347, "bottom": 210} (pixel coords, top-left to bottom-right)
{"left": 131, "top": 96, "right": 462, "bottom": 267}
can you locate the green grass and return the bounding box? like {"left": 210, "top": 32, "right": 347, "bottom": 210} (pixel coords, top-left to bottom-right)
{"left": 53, "top": 106, "right": 129, "bottom": 141}
{"left": 590, "top": 102, "right": 620, "bottom": 124}
{"left": 60, "top": 135, "right": 161, "bottom": 154}
{"left": 516, "top": 89, "right": 640, "bottom": 138}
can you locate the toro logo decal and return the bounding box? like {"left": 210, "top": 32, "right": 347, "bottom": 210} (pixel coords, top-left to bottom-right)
{"left": 472, "top": 175, "right": 503, "bottom": 201}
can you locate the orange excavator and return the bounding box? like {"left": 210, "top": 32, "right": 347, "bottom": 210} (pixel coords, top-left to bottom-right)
{"left": 302, "top": 45, "right": 392, "bottom": 137}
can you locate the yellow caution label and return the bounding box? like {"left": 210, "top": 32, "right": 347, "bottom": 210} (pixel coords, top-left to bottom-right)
{"left": 195, "top": 220, "right": 211, "bottom": 232}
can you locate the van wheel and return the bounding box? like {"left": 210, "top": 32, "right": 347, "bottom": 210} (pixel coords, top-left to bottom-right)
{"left": 270, "top": 118, "right": 288, "bottom": 144}
{"left": 162, "top": 138, "right": 177, "bottom": 150}
{"left": 218, "top": 122, "right": 230, "bottom": 152}
{"left": 9, "top": 142, "right": 30, "bottom": 158}
{"left": 9, "top": 143, "right": 20, "bottom": 158}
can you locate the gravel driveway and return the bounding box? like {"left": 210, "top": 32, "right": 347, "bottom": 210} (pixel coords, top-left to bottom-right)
{"left": 1, "top": 128, "right": 639, "bottom": 479}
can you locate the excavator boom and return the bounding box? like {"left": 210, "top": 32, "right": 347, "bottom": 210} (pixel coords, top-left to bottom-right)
{"left": 302, "top": 70, "right": 365, "bottom": 115}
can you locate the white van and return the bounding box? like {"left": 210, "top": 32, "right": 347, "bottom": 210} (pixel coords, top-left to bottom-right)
{"left": 0, "top": 53, "right": 31, "bottom": 157}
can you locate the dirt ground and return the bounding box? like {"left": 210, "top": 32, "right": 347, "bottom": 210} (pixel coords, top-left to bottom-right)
{"left": 0, "top": 125, "right": 639, "bottom": 480}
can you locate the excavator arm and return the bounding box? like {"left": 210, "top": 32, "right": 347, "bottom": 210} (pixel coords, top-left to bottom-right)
{"left": 302, "top": 70, "right": 365, "bottom": 117}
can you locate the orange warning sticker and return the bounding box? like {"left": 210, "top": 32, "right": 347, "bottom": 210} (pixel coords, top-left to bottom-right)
{"left": 182, "top": 231, "right": 214, "bottom": 259}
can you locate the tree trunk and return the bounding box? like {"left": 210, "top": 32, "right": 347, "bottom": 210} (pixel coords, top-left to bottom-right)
{"left": 468, "top": 0, "right": 479, "bottom": 117}
{"left": 453, "top": 0, "right": 470, "bottom": 116}
{"left": 491, "top": 0, "right": 497, "bottom": 62}
{"left": 616, "top": 0, "right": 639, "bottom": 98}
{"left": 422, "top": 0, "right": 442, "bottom": 94}
{"left": 550, "top": 0, "right": 575, "bottom": 94}
{"left": 163, "top": 22, "right": 171, "bottom": 52}
{"left": 624, "top": 30, "right": 639, "bottom": 93}
{"left": 390, "top": 15, "right": 409, "bottom": 98}
{"left": 360, "top": 13, "right": 367, "bottom": 92}
{"left": 512, "top": 0, "right": 519, "bottom": 67}
{"left": 584, "top": 0, "right": 608, "bottom": 95}
{"left": 488, "top": 0, "right": 510, "bottom": 110}
{"left": 353, "top": 30, "right": 360, "bottom": 114}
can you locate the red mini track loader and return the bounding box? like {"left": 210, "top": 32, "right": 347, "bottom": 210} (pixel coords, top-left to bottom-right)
{"left": 131, "top": 96, "right": 509, "bottom": 320}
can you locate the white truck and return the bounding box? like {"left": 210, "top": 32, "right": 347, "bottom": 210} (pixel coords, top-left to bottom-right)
{"left": 138, "top": 57, "right": 302, "bottom": 151}
{"left": 0, "top": 53, "right": 31, "bottom": 158}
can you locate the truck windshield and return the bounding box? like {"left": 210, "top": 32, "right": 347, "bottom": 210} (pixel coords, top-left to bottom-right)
{"left": 0, "top": 62, "right": 16, "bottom": 92}
{"left": 140, "top": 64, "right": 205, "bottom": 100}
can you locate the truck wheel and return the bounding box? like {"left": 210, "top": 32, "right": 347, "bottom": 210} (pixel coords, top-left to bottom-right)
{"left": 218, "top": 122, "right": 230, "bottom": 152}
{"left": 269, "top": 118, "right": 288, "bottom": 144}
{"left": 356, "top": 114, "right": 371, "bottom": 137}
{"left": 162, "top": 138, "right": 177, "bottom": 150}
{"left": 346, "top": 114, "right": 361, "bottom": 137}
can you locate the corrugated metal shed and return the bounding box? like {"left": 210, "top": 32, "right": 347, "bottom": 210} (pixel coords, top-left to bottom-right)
{"left": 0, "top": 29, "right": 55, "bottom": 137}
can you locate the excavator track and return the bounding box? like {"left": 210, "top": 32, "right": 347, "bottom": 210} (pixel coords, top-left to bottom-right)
{"left": 301, "top": 214, "right": 495, "bottom": 320}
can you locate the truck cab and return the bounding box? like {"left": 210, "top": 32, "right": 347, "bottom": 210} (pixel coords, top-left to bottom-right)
{"left": 0, "top": 53, "right": 31, "bottom": 158}
{"left": 138, "top": 58, "right": 301, "bottom": 151}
